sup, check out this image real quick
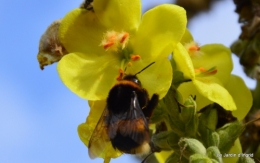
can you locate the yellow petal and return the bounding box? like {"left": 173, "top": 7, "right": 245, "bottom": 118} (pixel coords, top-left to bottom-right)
{"left": 194, "top": 77, "right": 237, "bottom": 111}
{"left": 127, "top": 57, "right": 172, "bottom": 99}
{"left": 87, "top": 100, "right": 106, "bottom": 125}
{"left": 180, "top": 28, "right": 194, "bottom": 45}
{"left": 226, "top": 75, "right": 252, "bottom": 120}
{"left": 78, "top": 100, "right": 121, "bottom": 159}
{"left": 154, "top": 151, "right": 172, "bottom": 163}
{"left": 57, "top": 52, "right": 120, "bottom": 100}
{"left": 173, "top": 43, "right": 195, "bottom": 79}
{"left": 94, "top": 0, "right": 141, "bottom": 31}
{"left": 192, "top": 44, "right": 233, "bottom": 85}
{"left": 178, "top": 82, "right": 212, "bottom": 110}
{"left": 59, "top": 8, "right": 106, "bottom": 54}
{"left": 133, "top": 4, "right": 187, "bottom": 60}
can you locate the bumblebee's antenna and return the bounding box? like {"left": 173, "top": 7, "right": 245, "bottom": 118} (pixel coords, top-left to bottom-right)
{"left": 134, "top": 62, "right": 155, "bottom": 76}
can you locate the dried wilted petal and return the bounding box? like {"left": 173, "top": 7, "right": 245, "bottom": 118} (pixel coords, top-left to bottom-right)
{"left": 37, "top": 20, "right": 68, "bottom": 70}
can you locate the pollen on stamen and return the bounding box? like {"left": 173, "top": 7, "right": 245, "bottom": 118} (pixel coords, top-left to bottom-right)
{"left": 184, "top": 41, "right": 203, "bottom": 57}
{"left": 131, "top": 55, "right": 141, "bottom": 61}
{"left": 103, "top": 42, "right": 114, "bottom": 49}
{"left": 118, "top": 32, "right": 129, "bottom": 49}
{"left": 100, "top": 31, "right": 119, "bottom": 51}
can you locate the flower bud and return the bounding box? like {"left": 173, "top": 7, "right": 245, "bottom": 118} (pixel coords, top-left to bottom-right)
{"left": 217, "top": 121, "right": 245, "bottom": 153}
{"left": 180, "top": 96, "right": 196, "bottom": 122}
{"left": 206, "top": 146, "right": 223, "bottom": 163}
{"left": 179, "top": 96, "right": 199, "bottom": 137}
{"left": 189, "top": 153, "right": 213, "bottom": 163}
{"left": 237, "top": 156, "right": 255, "bottom": 163}
{"left": 209, "top": 132, "right": 220, "bottom": 147}
{"left": 178, "top": 138, "right": 206, "bottom": 159}
{"left": 198, "top": 107, "right": 218, "bottom": 147}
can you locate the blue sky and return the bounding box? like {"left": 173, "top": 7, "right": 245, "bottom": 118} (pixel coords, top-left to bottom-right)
{"left": 0, "top": 0, "right": 255, "bottom": 163}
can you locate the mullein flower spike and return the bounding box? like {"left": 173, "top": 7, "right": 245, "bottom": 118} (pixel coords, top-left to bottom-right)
{"left": 59, "top": 0, "right": 188, "bottom": 160}
{"left": 37, "top": 0, "right": 255, "bottom": 162}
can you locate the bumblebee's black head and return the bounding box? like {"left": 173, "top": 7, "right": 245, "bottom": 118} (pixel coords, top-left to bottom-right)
{"left": 119, "top": 62, "right": 155, "bottom": 86}
{"left": 122, "top": 75, "right": 141, "bottom": 86}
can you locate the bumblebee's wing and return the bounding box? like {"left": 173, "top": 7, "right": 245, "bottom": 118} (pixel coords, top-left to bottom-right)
{"left": 108, "top": 91, "right": 149, "bottom": 144}
{"left": 87, "top": 106, "right": 109, "bottom": 158}
{"left": 78, "top": 101, "right": 121, "bottom": 160}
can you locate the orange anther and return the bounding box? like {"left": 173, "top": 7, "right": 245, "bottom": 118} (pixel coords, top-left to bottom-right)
{"left": 131, "top": 55, "right": 141, "bottom": 61}
{"left": 199, "top": 67, "right": 206, "bottom": 72}
{"left": 120, "top": 33, "right": 129, "bottom": 43}
{"left": 188, "top": 45, "right": 200, "bottom": 51}
{"left": 103, "top": 42, "right": 114, "bottom": 49}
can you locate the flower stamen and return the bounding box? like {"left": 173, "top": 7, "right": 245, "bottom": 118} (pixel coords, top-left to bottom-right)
{"left": 103, "top": 42, "right": 115, "bottom": 50}
{"left": 116, "top": 68, "right": 124, "bottom": 81}
{"left": 119, "top": 32, "right": 129, "bottom": 43}
{"left": 185, "top": 41, "right": 203, "bottom": 57}
{"left": 118, "top": 32, "right": 129, "bottom": 49}
{"left": 189, "top": 45, "right": 200, "bottom": 51}
{"left": 131, "top": 55, "right": 141, "bottom": 61}
{"left": 100, "top": 31, "right": 118, "bottom": 51}
{"left": 100, "top": 31, "right": 130, "bottom": 51}
{"left": 195, "top": 66, "right": 217, "bottom": 77}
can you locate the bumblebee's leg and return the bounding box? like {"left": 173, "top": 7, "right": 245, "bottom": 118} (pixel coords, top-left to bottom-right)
{"left": 142, "top": 94, "right": 159, "bottom": 118}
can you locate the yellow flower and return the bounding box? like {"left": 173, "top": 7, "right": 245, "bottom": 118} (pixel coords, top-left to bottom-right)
{"left": 174, "top": 30, "right": 252, "bottom": 119}
{"left": 57, "top": 0, "right": 187, "bottom": 100}
{"left": 173, "top": 42, "right": 237, "bottom": 111}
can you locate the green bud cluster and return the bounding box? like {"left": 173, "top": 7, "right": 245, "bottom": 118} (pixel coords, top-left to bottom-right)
{"left": 151, "top": 86, "right": 253, "bottom": 163}
{"left": 217, "top": 121, "right": 245, "bottom": 153}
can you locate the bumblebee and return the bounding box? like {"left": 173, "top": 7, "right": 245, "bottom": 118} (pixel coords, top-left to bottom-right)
{"left": 88, "top": 62, "right": 159, "bottom": 157}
